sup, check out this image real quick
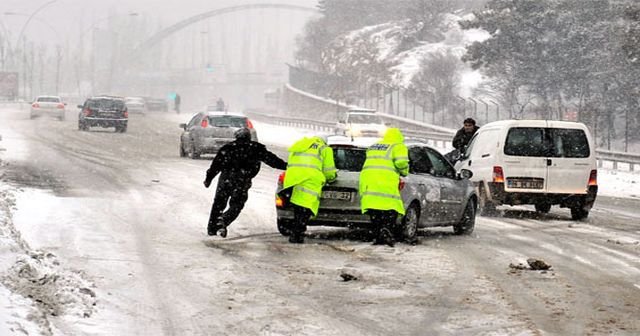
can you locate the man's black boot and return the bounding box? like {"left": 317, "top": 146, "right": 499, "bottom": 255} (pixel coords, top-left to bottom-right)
{"left": 216, "top": 218, "right": 227, "bottom": 238}
{"left": 288, "top": 232, "right": 304, "bottom": 244}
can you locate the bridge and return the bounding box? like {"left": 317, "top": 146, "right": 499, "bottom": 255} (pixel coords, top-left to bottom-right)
{"left": 101, "top": 3, "right": 318, "bottom": 110}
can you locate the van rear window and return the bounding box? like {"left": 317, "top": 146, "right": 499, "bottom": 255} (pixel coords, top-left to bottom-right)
{"left": 505, "top": 127, "right": 589, "bottom": 158}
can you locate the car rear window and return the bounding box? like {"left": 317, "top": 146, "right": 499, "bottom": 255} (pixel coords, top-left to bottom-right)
{"left": 331, "top": 146, "right": 366, "bottom": 171}
{"left": 207, "top": 116, "right": 247, "bottom": 128}
{"left": 89, "top": 99, "right": 125, "bottom": 110}
{"left": 505, "top": 127, "right": 589, "bottom": 158}
{"left": 37, "top": 97, "right": 60, "bottom": 103}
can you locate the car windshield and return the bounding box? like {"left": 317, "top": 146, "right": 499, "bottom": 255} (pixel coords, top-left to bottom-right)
{"left": 207, "top": 116, "right": 247, "bottom": 128}
{"left": 504, "top": 127, "right": 589, "bottom": 158}
{"left": 348, "top": 114, "right": 382, "bottom": 124}
{"left": 37, "top": 97, "right": 60, "bottom": 103}
{"left": 88, "top": 99, "right": 125, "bottom": 110}
{"left": 331, "top": 146, "right": 367, "bottom": 171}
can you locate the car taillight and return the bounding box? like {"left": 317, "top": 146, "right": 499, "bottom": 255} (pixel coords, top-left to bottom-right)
{"left": 275, "top": 196, "right": 284, "bottom": 208}
{"left": 588, "top": 169, "right": 597, "bottom": 186}
{"left": 56, "top": 103, "right": 64, "bottom": 109}
{"left": 32, "top": 103, "right": 39, "bottom": 108}
{"left": 278, "top": 172, "right": 285, "bottom": 185}
{"left": 399, "top": 178, "right": 405, "bottom": 190}
{"left": 246, "top": 119, "right": 254, "bottom": 129}
{"left": 201, "top": 118, "right": 209, "bottom": 128}
{"left": 123, "top": 109, "right": 129, "bottom": 118}
{"left": 493, "top": 166, "right": 504, "bottom": 183}
{"left": 83, "top": 108, "right": 91, "bottom": 116}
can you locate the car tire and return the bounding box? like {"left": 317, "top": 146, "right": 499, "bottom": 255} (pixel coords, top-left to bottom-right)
{"left": 454, "top": 199, "right": 476, "bottom": 235}
{"left": 78, "top": 121, "right": 88, "bottom": 131}
{"left": 535, "top": 203, "right": 552, "bottom": 213}
{"left": 478, "top": 185, "right": 498, "bottom": 217}
{"left": 277, "top": 219, "right": 292, "bottom": 236}
{"left": 190, "top": 142, "right": 200, "bottom": 159}
{"left": 59, "top": 114, "right": 65, "bottom": 121}
{"left": 400, "top": 203, "right": 419, "bottom": 241}
{"left": 179, "top": 142, "right": 187, "bottom": 157}
{"left": 571, "top": 206, "right": 589, "bottom": 221}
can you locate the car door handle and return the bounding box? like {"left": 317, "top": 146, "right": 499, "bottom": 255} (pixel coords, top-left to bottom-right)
{"left": 468, "top": 160, "right": 472, "bottom": 166}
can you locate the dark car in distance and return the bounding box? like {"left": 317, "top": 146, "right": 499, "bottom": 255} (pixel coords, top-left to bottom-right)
{"left": 78, "top": 96, "right": 128, "bottom": 133}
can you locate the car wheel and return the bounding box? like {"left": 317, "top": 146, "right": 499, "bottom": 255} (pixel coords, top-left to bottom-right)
{"left": 277, "top": 219, "right": 292, "bottom": 236}
{"left": 571, "top": 205, "right": 589, "bottom": 221}
{"left": 535, "top": 202, "right": 552, "bottom": 213}
{"left": 190, "top": 142, "right": 200, "bottom": 159}
{"left": 454, "top": 199, "right": 476, "bottom": 235}
{"left": 400, "top": 203, "right": 419, "bottom": 241}
{"left": 478, "top": 185, "right": 498, "bottom": 217}
{"left": 179, "top": 142, "right": 187, "bottom": 157}
{"left": 78, "top": 121, "right": 87, "bottom": 131}
{"left": 59, "top": 114, "right": 66, "bottom": 121}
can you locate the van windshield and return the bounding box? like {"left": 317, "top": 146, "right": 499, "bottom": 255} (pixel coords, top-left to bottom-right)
{"left": 348, "top": 114, "right": 382, "bottom": 124}
{"left": 504, "top": 127, "right": 589, "bottom": 158}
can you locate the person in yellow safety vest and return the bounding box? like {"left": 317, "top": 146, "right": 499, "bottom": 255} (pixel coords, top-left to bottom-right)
{"left": 359, "top": 128, "right": 409, "bottom": 247}
{"left": 283, "top": 136, "right": 337, "bottom": 244}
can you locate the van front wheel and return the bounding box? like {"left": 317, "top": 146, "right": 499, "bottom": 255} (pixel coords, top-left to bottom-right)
{"left": 571, "top": 207, "right": 589, "bottom": 221}
{"left": 535, "top": 203, "right": 551, "bottom": 213}
{"left": 478, "top": 185, "right": 497, "bottom": 217}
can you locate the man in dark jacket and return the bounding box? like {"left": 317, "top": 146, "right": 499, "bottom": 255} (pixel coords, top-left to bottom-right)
{"left": 204, "top": 128, "right": 287, "bottom": 237}
{"left": 446, "top": 118, "right": 480, "bottom": 163}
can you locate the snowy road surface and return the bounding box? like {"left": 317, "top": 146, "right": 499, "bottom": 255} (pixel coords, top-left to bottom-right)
{"left": 1, "top": 107, "right": 639, "bottom": 335}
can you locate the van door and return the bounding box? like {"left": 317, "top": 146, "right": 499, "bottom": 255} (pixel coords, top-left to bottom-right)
{"left": 544, "top": 122, "right": 593, "bottom": 194}
{"left": 502, "top": 125, "right": 548, "bottom": 193}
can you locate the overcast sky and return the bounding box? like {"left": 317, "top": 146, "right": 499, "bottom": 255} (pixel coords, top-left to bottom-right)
{"left": 2, "top": 0, "right": 318, "bottom": 46}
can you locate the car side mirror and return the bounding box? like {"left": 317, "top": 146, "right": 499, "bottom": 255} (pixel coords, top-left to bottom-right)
{"left": 179, "top": 123, "right": 187, "bottom": 130}
{"left": 459, "top": 169, "right": 473, "bottom": 179}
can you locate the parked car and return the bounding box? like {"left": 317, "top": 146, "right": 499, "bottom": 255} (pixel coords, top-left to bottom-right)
{"left": 275, "top": 135, "right": 477, "bottom": 240}
{"left": 335, "top": 109, "right": 387, "bottom": 137}
{"left": 179, "top": 111, "right": 258, "bottom": 159}
{"left": 144, "top": 97, "right": 169, "bottom": 112}
{"left": 77, "top": 96, "right": 128, "bottom": 133}
{"left": 125, "top": 96, "right": 147, "bottom": 114}
{"left": 30, "top": 95, "right": 66, "bottom": 120}
{"left": 454, "top": 120, "right": 597, "bottom": 220}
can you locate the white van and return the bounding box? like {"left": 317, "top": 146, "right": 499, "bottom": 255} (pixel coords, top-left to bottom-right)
{"left": 455, "top": 120, "right": 597, "bottom": 220}
{"left": 335, "top": 109, "right": 387, "bottom": 137}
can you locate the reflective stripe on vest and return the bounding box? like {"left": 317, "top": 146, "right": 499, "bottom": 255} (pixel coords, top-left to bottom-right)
{"left": 288, "top": 163, "right": 322, "bottom": 170}
{"left": 362, "top": 191, "right": 402, "bottom": 200}
{"left": 295, "top": 185, "right": 319, "bottom": 197}
{"left": 361, "top": 165, "right": 398, "bottom": 173}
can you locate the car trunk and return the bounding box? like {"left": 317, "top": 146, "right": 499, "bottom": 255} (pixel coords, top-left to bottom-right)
{"left": 319, "top": 171, "right": 361, "bottom": 211}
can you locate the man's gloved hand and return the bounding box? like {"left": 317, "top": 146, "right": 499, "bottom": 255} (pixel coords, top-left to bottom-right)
{"left": 203, "top": 180, "right": 211, "bottom": 188}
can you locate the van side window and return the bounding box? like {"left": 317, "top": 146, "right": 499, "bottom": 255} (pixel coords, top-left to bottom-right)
{"left": 504, "top": 127, "right": 545, "bottom": 157}
{"left": 425, "top": 148, "right": 456, "bottom": 178}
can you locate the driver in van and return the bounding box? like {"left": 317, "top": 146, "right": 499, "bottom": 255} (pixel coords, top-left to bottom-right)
{"left": 445, "top": 118, "right": 480, "bottom": 164}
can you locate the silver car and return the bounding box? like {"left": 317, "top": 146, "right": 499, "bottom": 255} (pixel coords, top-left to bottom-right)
{"left": 30, "top": 95, "right": 66, "bottom": 120}
{"left": 275, "top": 136, "right": 477, "bottom": 241}
{"left": 125, "top": 97, "right": 147, "bottom": 114}
{"left": 179, "top": 112, "right": 258, "bottom": 159}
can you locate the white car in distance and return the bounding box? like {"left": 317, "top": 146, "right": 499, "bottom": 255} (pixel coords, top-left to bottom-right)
{"left": 30, "top": 95, "right": 66, "bottom": 120}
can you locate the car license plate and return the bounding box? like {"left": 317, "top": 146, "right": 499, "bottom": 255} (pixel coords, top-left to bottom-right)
{"left": 322, "top": 190, "right": 352, "bottom": 201}
{"left": 507, "top": 179, "right": 543, "bottom": 189}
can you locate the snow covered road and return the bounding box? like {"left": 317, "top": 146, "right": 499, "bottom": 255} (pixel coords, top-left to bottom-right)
{"left": 1, "top": 107, "right": 639, "bottom": 335}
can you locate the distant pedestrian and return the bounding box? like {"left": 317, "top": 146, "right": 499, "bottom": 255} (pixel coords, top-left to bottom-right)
{"left": 215, "top": 98, "right": 225, "bottom": 111}
{"left": 203, "top": 128, "right": 287, "bottom": 237}
{"left": 175, "top": 93, "right": 181, "bottom": 114}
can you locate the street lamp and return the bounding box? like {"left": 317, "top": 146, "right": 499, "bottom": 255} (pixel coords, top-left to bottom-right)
{"left": 13, "top": 0, "right": 59, "bottom": 47}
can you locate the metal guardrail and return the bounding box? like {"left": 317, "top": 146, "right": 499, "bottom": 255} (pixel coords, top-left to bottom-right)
{"left": 246, "top": 109, "right": 640, "bottom": 172}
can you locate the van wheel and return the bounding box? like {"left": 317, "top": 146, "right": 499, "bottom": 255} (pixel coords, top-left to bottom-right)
{"left": 571, "top": 206, "right": 589, "bottom": 221}
{"left": 454, "top": 199, "right": 476, "bottom": 235}
{"left": 277, "top": 219, "right": 292, "bottom": 236}
{"left": 535, "top": 203, "right": 552, "bottom": 213}
{"left": 478, "top": 185, "right": 497, "bottom": 217}
{"left": 400, "top": 204, "right": 419, "bottom": 241}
